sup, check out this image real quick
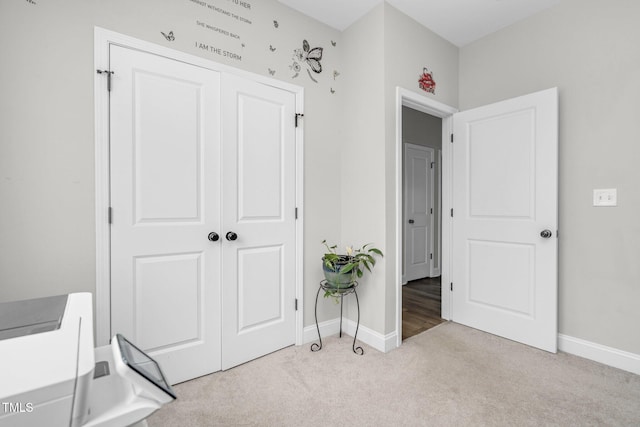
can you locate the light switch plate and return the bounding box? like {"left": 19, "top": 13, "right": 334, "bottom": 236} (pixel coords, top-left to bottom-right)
{"left": 593, "top": 188, "right": 617, "bottom": 207}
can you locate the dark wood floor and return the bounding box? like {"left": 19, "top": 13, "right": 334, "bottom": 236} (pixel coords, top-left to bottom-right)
{"left": 402, "top": 276, "right": 444, "bottom": 340}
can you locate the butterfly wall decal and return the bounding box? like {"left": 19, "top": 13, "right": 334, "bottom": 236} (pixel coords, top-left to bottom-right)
{"left": 161, "top": 31, "right": 175, "bottom": 41}
{"left": 301, "top": 40, "right": 323, "bottom": 73}
{"left": 289, "top": 39, "right": 323, "bottom": 80}
{"left": 306, "top": 69, "right": 318, "bottom": 83}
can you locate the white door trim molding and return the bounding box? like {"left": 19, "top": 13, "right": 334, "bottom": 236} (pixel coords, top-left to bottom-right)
{"left": 433, "top": 148, "right": 442, "bottom": 278}
{"left": 94, "top": 27, "right": 305, "bottom": 347}
{"left": 395, "top": 87, "right": 457, "bottom": 349}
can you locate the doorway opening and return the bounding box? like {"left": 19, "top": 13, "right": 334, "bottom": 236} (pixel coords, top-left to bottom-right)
{"left": 401, "top": 106, "right": 444, "bottom": 340}
{"left": 402, "top": 276, "right": 444, "bottom": 340}
{"left": 394, "top": 87, "right": 457, "bottom": 348}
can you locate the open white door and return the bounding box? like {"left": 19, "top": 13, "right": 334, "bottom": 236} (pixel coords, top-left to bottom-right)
{"left": 220, "top": 74, "right": 297, "bottom": 370}
{"left": 452, "top": 88, "right": 558, "bottom": 352}
{"left": 109, "top": 45, "right": 222, "bottom": 383}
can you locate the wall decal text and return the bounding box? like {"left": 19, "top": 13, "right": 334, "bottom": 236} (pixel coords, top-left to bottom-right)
{"left": 195, "top": 41, "right": 242, "bottom": 61}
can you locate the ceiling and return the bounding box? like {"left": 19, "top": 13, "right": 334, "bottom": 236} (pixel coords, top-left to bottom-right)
{"left": 277, "top": 0, "right": 561, "bottom": 47}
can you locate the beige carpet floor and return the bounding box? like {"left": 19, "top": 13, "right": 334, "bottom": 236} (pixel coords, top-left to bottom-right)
{"left": 148, "top": 322, "right": 640, "bottom": 426}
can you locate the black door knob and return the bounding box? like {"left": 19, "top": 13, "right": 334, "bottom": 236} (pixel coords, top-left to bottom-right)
{"left": 208, "top": 232, "right": 219, "bottom": 242}
{"left": 540, "top": 229, "right": 552, "bottom": 239}
{"left": 226, "top": 231, "right": 238, "bottom": 241}
{"left": 408, "top": 219, "right": 415, "bottom": 224}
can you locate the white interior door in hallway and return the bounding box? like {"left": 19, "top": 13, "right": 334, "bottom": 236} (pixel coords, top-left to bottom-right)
{"left": 451, "top": 88, "right": 558, "bottom": 353}
{"left": 109, "top": 45, "right": 297, "bottom": 384}
{"left": 403, "top": 143, "right": 435, "bottom": 282}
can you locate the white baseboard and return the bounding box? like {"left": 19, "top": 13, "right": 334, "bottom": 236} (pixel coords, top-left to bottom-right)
{"left": 303, "top": 318, "right": 341, "bottom": 345}
{"left": 303, "top": 318, "right": 398, "bottom": 353}
{"left": 558, "top": 334, "right": 640, "bottom": 376}
{"left": 304, "top": 324, "right": 640, "bottom": 375}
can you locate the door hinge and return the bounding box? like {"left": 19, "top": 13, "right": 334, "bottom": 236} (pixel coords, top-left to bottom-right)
{"left": 450, "top": 208, "right": 454, "bottom": 217}
{"left": 108, "top": 207, "right": 113, "bottom": 224}
{"left": 295, "top": 207, "right": 298, "bottom": 219}
{"left": 295, "top": 298, "right": 298, "bottom": 311}
{"left": 450, "top": 282, "right": 453, "bottom": 291}
{"left": 430, "top": 208, "right": 433, "bottom": 214}
{"left": 295, "top": 113, "right": 304, "bottom": 127}
{"left": 97, "top": 69, "right": 115, "bottom": 92}
{"left": 430, "top": 253, "right": 433, "bottom": 260}
{"left": 430, "top": 162, "right": 434, "bottom": 169}
{"left": 450, "top": 134, "right": 454, "bottom": 143}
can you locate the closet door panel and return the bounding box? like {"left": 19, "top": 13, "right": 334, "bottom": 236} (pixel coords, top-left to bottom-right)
{"left": 109, "top": 45, "right": 222, "bottom": 384}
{"left": 221, "top": 74, "right": 297, "bottom": 370}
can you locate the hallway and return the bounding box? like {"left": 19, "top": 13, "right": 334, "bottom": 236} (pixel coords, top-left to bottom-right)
{"left": 402, "top": 277, "right": 444, "bottom": 340}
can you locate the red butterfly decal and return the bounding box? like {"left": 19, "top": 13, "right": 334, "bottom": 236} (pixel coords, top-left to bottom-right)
{"left": 419, "top": 68, "right": 436, "bottom": 94}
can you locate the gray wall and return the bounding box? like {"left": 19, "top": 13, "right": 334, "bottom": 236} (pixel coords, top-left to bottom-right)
{"left": 383, "top": 3, "right": 458, "bottom": 333}
{"left": 459, "top": 0, "right": 640, "bottom": 354}
{"left": 3, "top": 0, "right": 636, "bottom": 356}
{"left": 0, "top": 0, "right": 344, "bottom": 326}
{"left": 0, "top": 0, "right": 460, "bottom": 338}
{"left": 338, "top": 3, "right": 459, "bottom": 334}
{"left": 340, "top": 4, "right": 387, "bottom": 333}
{"left": 402, "top": 107, "right": 443, "bottom": 149}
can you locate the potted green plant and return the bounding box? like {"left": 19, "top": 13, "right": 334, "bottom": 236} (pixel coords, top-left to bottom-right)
{"left": 321, "top": 240, "right": 383, "bottom": 296}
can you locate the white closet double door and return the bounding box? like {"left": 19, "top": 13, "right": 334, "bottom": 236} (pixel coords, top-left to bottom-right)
{"left": 109, "top": 46, "right": 297, "bottom": 384}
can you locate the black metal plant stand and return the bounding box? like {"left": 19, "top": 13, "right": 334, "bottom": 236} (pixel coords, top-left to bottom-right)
{"left": 311, "top": 280, "right": 363, "bottom": 355}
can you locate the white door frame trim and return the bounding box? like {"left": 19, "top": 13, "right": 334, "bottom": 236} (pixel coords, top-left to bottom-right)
{"left": 94, "top": 27, "right": 305, "bottom": 347}
{"left": 395, "top": 87, "right": 457, "bottom": 348}
{"left": 433, "top": 148, "right": 442, "bottom": 278}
